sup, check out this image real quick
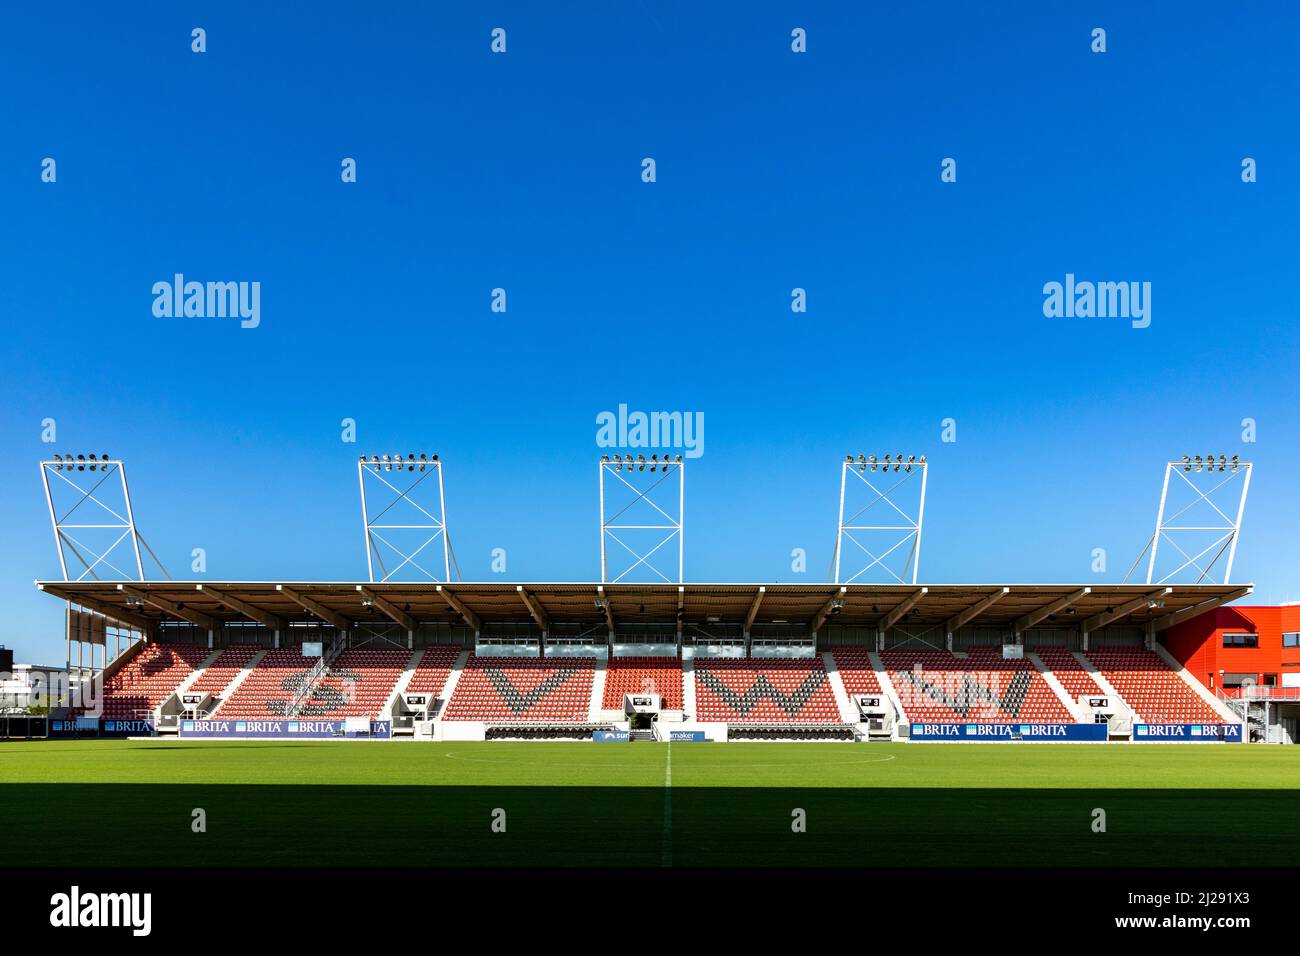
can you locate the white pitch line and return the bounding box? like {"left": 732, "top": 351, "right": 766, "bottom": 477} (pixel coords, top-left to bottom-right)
{"left": 662, "top": 741, "right": 673, "bottom": 867}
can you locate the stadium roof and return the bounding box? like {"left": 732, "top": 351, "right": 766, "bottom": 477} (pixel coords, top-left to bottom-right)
{"left": 36, "top": 580, "right": 1252, "bottom": 636}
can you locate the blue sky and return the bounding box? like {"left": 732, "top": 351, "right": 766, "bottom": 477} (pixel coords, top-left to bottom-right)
{"left": 2, "top": 3, "right": 1298, "bottom": 664}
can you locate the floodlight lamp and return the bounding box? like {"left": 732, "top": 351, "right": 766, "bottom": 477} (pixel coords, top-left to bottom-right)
{"left": 845, "top": 455, "right": 853, "bottom": 463}
{"left": 675, "top": 455, "right": 682, "bottom": 462}
{"left": 868, "top": 455, "right": 877, "bottom": 462}
{"left": 77, "top": 454, "right": 85, "bottom": 460}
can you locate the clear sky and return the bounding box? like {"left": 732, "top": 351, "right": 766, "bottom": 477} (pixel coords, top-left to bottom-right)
{"left": 2, "top": 3, "right": 1298, "bottom": 664}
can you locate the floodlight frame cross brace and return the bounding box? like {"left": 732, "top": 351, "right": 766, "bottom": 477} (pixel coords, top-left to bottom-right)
{"left": 357, "top": 456, "right": 451, "bottom": 583}
{"left": 833, "top": 457, "right": 928, "bottom": 586}
{"left": 599, "top": 457, "right": 684, "bottom": 584}
{"left": 39, "top": 458, "right": 145, "bottom": 582}
{"left": 1136, "top": 459, "right": 1252, "bottom": 585}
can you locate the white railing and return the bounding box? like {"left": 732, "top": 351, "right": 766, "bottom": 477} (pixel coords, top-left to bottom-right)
{"left": 1219, "top": 686, "right": 1300, "bottom": 702}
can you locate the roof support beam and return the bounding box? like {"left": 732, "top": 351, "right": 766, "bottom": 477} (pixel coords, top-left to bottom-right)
{"left": 198, "top": 585, "right": 285, "bottom": 631}
{"left": 39, "top": 583, "right": 155, "bottom": 632}
{"left": 437, "top": 585, "right": 481, "bottom": 632}
{"left": 357, "top": 586, "right": 417, "bottom": 632}
{"left": 516, "top": 586, "right": 549, "bottom": 636}
{"left": 1015, "top": 587, "right": 1089, "bottom": 637}
{"left": 1083, "top": 588, "right": 1172, "bottom": 634}
{"left": 1150, "top": 586, "right": 1252, "bottom": 633}
{"left": 744, "top": 586, "right": 766, "bottom": 635}
{"left": 946, "top": 587, "right": 1011, "bottom": 638}
{"left": 811, "top": 586, "right": 846, "bottom": 633}
{"left": 278, "top": 585, "right": 351, "bottom": 631}
{"left": 880, "top": 588, "right": 926, "bottom": 634}
{"left": 120, "top": 584, "right": 216, "bottom": 630}
{"left": 597, "top": 585, "right": 616, "bottom": 638}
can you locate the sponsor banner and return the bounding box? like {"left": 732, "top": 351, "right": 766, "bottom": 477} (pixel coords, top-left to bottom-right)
{"left": 101, "top": 719, "right": 156, "bottom": 737}
{"left": 910, "top": 722, "right": 1109, "bottom": 742}
{"left": 592, "top": 730, "right": 630, "bottom": 743}
{"left": 667, "top": 730, "right": 708, "bottom": 742}
{"left": 179, "top": 719, "right": 391, "bottom": 739}
{"left": 50, "top": 718, "right": 156, "bottom": 737}
{"left": 49, "top": 717, "right": 105, "bottom": 736}
{"left": 1133, "top": 723, "right": 1243, "bottom": 742}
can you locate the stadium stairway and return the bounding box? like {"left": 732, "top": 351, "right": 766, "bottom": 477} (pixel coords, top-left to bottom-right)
{"left": 431, "top": 649, "right": 471, "bottom": 726}
{"left": 207, "top": 649, "right": 267, "bottom": 716}
{"left": 171, "top": 648, "right": 222, "bottom": 698}
{"left": 588, "top": 656, "right": 608, "bottom": 721}
{"left": 820, "top": 651, "right": 858, "bottom": 723}
{"left": 381, "top": 648, "right": 425, "bottom": 717}
{"left": 1150, "top": 644, "right": 1241, "bottom": 722}
{"left": 1026, "top": 652, "right": 1082, "bottom": 718}
{"left": 1069, "top": 650, "right": 1127, "bottom": 706}
{"left": 680, "top": 656, "right": 698, "bottom": 719}
{"left": 867, "top": 651, "right": 908, "bottom": 726}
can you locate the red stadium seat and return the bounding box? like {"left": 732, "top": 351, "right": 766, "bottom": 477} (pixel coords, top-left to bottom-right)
{"left": 603, "top": 656, "right": 683, "bottom": 710}
{"left": 95, "top": 643, "right": 210, "bottom": 719}
{"left": 1082, "top": 647, "right": 1223, "bottom": 724}
{"left": 881, "top": 648, "right": 1073, "bottom": 723}
{"left": 443, "top": 656, "right": 595, "bottom": 721}
{"left": 693, "top": 658, "right": 840, "bottom": 723}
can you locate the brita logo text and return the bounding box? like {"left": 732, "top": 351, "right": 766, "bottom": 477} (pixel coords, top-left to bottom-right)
{"left": 595, "top": 404, "right": 704, "bottom": 458}
{"left": 152, "top": 274, "right": 261, "bottom": 329}
{"left": 50, "top": 886, "right": 151, "bottom": 936}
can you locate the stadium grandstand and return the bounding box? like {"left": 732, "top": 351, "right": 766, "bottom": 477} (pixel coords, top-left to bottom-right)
{"left": 22, "top": 449, "right": 1295, "bottom": 745}
{"left": 33, "top": 579, "right": 1289, "bottom": 744}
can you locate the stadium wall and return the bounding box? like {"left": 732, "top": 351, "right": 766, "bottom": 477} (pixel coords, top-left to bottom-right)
{"left": 1164, "top": 605, "right": 1300, "bottom": 693}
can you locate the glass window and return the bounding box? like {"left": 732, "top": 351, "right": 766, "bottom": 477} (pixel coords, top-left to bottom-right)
{"left": 1283, "top": 633, "right": 1300, "bottom": 648}
{"left": 1222, "top": 633, "right": 1258, "bottom": 648}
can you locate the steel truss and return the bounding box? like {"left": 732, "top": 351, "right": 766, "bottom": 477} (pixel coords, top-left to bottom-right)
{"left": 39, "top": 455, "right": 168, "bottom": 581}
{"left": 357, "top": 454, "right": 453, "bottom": 582}
{"left": 833, "top": 454, "right": 928, "bottom": 585}
{"left": 599, "top": 454, "right": 684, "bottom": 584}
{"left": 1128, "top": 456, "right": 1252, "bottom": 585}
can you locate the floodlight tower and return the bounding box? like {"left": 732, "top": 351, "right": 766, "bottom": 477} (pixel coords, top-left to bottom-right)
{"left": 599, "top": 454, "right": 684, "bottom": 584}
{"left": 833, "top": 454, "right": 928, "bottom": 585}
{"left": 357, "top": 453, "right": 452, "bottom": 582}
{"left": 39, "top": 454, "right": 156, "bottom": 581}
{"left": 1127, "top": 455, "right": 1253, "bottom": 585}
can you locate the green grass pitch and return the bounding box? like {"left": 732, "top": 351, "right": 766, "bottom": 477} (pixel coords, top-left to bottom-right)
{"left": 5, "top": 739, "right": 1298, "bottom": 867}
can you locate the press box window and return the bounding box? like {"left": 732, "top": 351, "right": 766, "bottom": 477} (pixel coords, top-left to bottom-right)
{"left": 1283, "top": 633, "right": 1300, "bottom": 648}
{"left": 1222, "top": 633, "right": 1258, "bottom": 648}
